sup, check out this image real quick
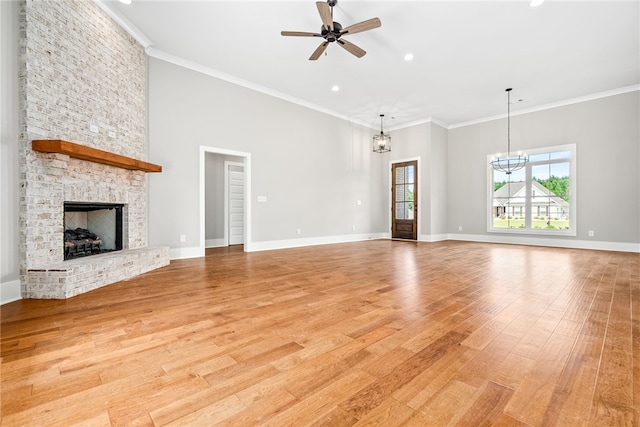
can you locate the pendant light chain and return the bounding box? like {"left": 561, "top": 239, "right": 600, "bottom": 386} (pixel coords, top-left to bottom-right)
{"left": 490, "top": 87, "right": 527, "bottom": 174}
{"left": 507, "top": 88, "right": 511, "bottom": 157}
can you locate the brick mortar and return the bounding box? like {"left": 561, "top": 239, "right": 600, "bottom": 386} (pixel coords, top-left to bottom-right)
{"left": 18, "top": 0, "right": 165, "bottom": 298}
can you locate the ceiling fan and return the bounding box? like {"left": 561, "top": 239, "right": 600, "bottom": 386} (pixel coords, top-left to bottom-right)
{"left": 281, "top": 0, "right": 382, "bottom": 61}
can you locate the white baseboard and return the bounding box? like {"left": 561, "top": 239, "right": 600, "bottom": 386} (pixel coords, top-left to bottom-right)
{"left": 205, "top": 238, "right": 227, "bottom": 248}
{"left": 170, "top": 233, "right": 639, "bottom": 260}
{"left": 419, "top": 233, "right": 449, "bottom": 243}
{"left": 448, "top": 233, "right": 640, "bottom": 253}
{"left": 169, "top": 246, "right": 205, "bottom": 260}
{"left": 1, "top": 280, "right": 22, "bottom": 305}
{"left": 248, "top": 233, "right": 387, "bottom": 252}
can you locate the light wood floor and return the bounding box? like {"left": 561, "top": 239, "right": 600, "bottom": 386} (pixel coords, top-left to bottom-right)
{"left": 1, "top": 240, "right": 638, "bottom": 426}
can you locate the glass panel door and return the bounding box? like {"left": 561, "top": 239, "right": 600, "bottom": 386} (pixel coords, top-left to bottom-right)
{"left": 392, "top": 161, "right": 418, "bottom": 240}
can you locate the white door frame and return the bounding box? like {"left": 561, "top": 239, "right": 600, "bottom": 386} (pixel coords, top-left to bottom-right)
{"left": 224, "top": 161, "right": 244, "bottom": 246}
{"left": 200, "top": 146, "right": 252, "bottom": 252}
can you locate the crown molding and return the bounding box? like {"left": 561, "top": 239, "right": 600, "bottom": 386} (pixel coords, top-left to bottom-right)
{"left": 146, "top": 48, "right": 373, "bottom": 130}
{"left": 387, "top": 116, "right": 449, "bottom": 132}
{"left": 94, "top": 0, "right": 153, "bottom": 48}
{"left": 92, "top": 1, "right": 640, "bottom": 134}
{"left": 96, "top": 0, "right": 371, "bottom": 128}
{"left": 448, "top": 84, "right": 640, "bottom": 130}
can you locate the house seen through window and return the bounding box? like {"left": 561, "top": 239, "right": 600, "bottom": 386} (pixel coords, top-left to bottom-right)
{"left": 488, "top": 144, "right": 576, "bottom": 236}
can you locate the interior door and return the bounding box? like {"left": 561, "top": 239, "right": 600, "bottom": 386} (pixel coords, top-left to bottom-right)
{"left": 392, "top": 160, "right": 418, "bottom": 240}
{"left": 228, "top": 164, "right": 244, "bottom": 245}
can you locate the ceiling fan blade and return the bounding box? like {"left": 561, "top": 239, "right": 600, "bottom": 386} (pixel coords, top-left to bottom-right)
{"left": 281, "top": 31, "right": 322, "bottom": 37}
{"left": 309, "top": 41, "right": 329, "bottom": 60}
{"left": 341, "top": 17, "right": 381, "bottom": 35}
{"left": 316, "top": 1, "right": 333, "bottom": 32}
{"left": 337, "top": 39, "right": 366, "bottom": 58}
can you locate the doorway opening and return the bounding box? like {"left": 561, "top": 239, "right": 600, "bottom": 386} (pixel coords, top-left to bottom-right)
{"left": 200, "top": 146, "right": 252, "bottom": 253}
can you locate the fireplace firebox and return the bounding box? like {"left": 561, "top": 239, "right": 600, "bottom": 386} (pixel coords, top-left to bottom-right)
{"left": 64, "top": 202, "right": 124, "bottom": 260}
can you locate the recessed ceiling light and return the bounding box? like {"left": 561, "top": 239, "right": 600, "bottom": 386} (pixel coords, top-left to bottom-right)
{"left": 404, "top": 53, "right": 414, "bottom": 61}
{"left": 331, "top": 85, "right": 340, "bottom": 92}
{"left": 119, "top": 0, "right": 132, "bottom": 4}
{"left": 529, "top": 0, "right": 544, "bottom": 7}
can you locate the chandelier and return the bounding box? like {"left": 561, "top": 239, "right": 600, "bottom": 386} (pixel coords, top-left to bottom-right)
{"left": 373, "top": 114, "right": 391, "bottom": 153}
{"left": 490, "top": 88, "right": 528, "bottom": 174}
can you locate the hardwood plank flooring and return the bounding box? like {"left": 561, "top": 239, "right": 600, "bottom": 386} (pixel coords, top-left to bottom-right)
{"left": 1, "top": 240, "right": 639, "bottom": 426}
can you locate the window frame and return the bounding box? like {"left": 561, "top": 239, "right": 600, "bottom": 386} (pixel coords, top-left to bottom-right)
{"left": 487, "top": 143, "right": 577, "bottom": 236}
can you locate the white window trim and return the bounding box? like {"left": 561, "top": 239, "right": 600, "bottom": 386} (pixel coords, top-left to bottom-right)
{"left": 487, "top": 143, "right": 577, "bottom": 237}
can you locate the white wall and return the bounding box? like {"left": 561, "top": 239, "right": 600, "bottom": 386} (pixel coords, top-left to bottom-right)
{"left": 448, "top": 91, "right": 640, "bottom": 250}
{"left": 147, "top": 58, "right": 384, "bottom": 254}
{"left": 1, "top": 0, "right": 21, "bottom": 304}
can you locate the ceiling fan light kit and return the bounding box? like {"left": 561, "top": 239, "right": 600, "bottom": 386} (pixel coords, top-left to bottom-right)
{"left": 490, "top": 88, "right": 528, "bottom": 175}
{"left": 281, "top": 0, "right": 382, "bottom": 60}
{"left": 373, "top": 114, "right": 391, "bottom": 153}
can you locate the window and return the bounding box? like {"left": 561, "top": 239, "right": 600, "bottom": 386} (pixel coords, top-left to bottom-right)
{"left": 488, "top": 144, "right": 576, "bottom": 236}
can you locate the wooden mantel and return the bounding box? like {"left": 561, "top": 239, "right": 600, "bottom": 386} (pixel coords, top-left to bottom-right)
{"left": 32, "top": 139, "right": 162, "bottom": 173}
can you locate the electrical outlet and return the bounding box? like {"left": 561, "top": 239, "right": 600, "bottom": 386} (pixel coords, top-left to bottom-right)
{"left": 458, "top": 226, "right": 463, "bottom": 231}
{"left": 179, "top": 234, "right": 186, "bottom": 242}
{"left": 588, "top": 230, "right": 594, "bottom": 237}
{"left": 296, "top": 228, "right": 301, "bottom": 235}
{"left": 352, "top": 225, "right": 356, "bottom": 232}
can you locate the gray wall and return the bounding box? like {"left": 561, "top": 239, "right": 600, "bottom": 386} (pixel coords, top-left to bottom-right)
{"left": 147, "top": 58, "right": 383, "bottom": 252}
{"left": 1, "top": 0, "right": 20, "bottom": 298}
{"left": 429, "top": 123, "right": 449, "bottom": 237}
{"left": 447, "top": 91, "right": 640, "bottom": 245}
{"left": 386, "top": 123, "right": 430, "bottom": 238}
{"left": 383, "top": 121, "right": 449, "bottom": 240}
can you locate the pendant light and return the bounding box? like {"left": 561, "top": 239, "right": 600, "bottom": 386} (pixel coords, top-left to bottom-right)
{"left": 490, "top": 88, "right": 528, "bottom": 174}
{"left": 373, "top": 114, "right": 391, "bottom": 153}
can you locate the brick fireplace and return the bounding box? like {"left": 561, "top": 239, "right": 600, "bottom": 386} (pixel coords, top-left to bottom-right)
{"left": 18, "top": 0, "right": 169, "bottom": 299}
{"left": 22, "top": 142, "right": 169, "bottom": 299}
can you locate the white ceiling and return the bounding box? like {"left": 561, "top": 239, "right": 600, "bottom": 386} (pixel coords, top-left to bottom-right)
{"left": 100, "top": 0, "right": 640, "bottom": 130}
